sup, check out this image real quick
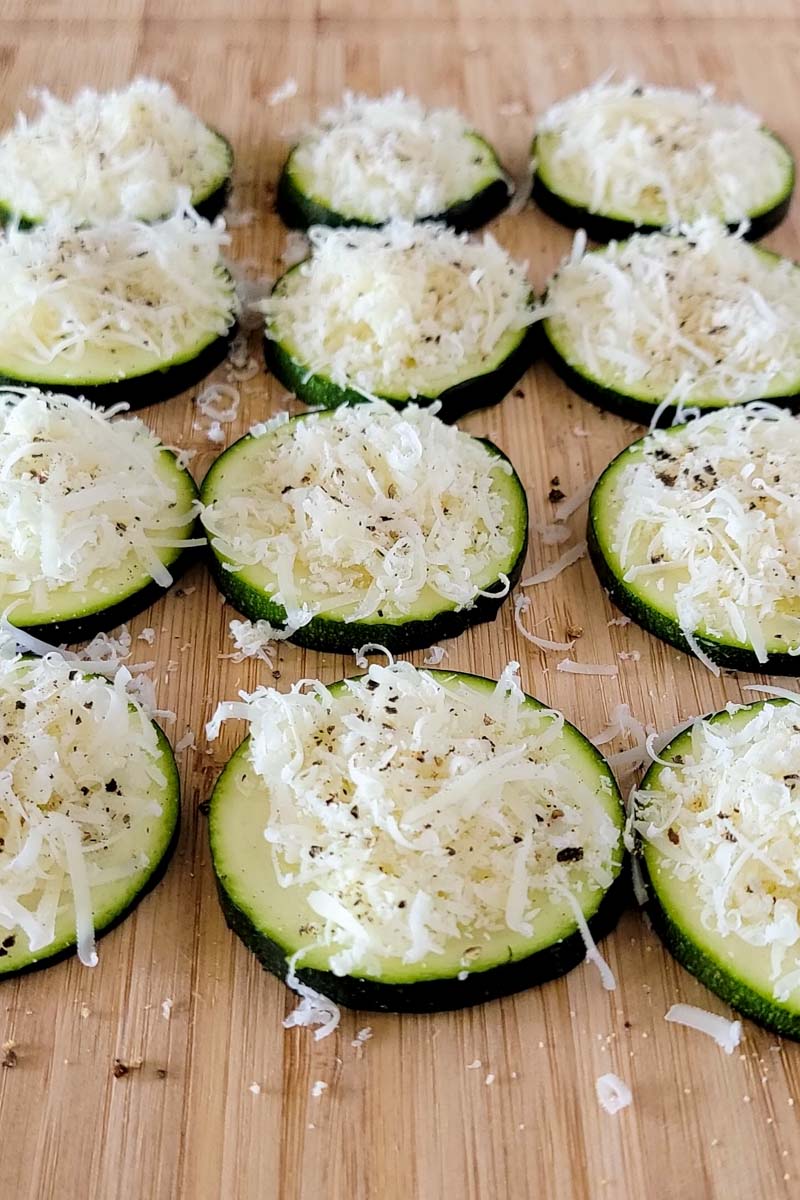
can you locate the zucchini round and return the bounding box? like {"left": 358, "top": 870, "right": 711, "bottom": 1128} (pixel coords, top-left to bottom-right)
{"left": 532, "top": 80, "right": 794, "bottom": 241}
{"left": 261, "top": 222, "right": 535, "bottom": 419}
{"left": 635, "top": 698, "right": 800, "bottom": 1039}
{"left": 542, "top": 227, "right": 800, "bottom": 425}
{"left": 208, "top": 663, "right": 625, "bottom": 1013}
{"left": 0, "top": 653, "right": 179, "bottom": 976}
{"left": 0, "top": 79, "right": 232, "bottom": 227}
{"left": 588, "top": 405, "right": 800, "bottom": 673}
{"left": 0, "top": 212, "right": 238, "bottom": 408}
{"left": 0, "top": 388, "right": 201, "bottom": 644}
{"left": 277, "top": 91, "right": 510, "bottom": 232}
{"left": 200, "top": 401, "right": 528, "bottom": 655}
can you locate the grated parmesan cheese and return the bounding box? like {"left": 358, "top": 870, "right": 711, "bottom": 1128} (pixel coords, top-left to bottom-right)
{"left": 536, "top": 78, "right": 791, "bottom": 227}
{"left": 206, "top": 660, "right": 622, "bottom": 978}
{"left": 0, "top": 389, "right": 202, "bottom": 622}
{"left": 201, "top": 401, "right": 522, "bottom": 623}
{"left": 0, "top": 643, "right": 168, "bottom": 967}
{"left": 0, "top": 207, "right": 237, "bottom": 383}
{"left": 665, "top": 1003, "right": 741, "bottom": 1054}
{"left": 545, "top": 222, "right": 800, "bottom": 410}
{"left": 0, "top": 79, "right": 230, "bottom": 225}
{"left": 288, "top": 90, "right": 508, "bottom": 223}
{"left": 260, "top": 221, "right": 533, "bottom": 401}
{"left": 635, "top": 701, "right": 800, "bottom": 1003}
{"left": 220, "top": 615, "right": 312, "bottom": 669}
{"left": 602, "top": 404, "right": 800, "bottom": 663}
{"left": 520, "top": 541, "right": 586, "bottom": 588}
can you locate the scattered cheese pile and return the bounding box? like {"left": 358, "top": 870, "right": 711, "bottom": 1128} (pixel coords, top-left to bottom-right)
{"left": 0, "top": 645, "right": 166, "bottom": 966}
{"left": 665, "top": 1003, "right": 742, "bottom": 1054}
{"left": 606, "top": 405, "right": 800, "bottom": 663}
{"left": 545, "top": 223, "right": 800, "bottom": 410}
{"left": 206, "top": 660, "right": 621, "bottom": 977}
{"left": 635, "top": 701, "right": 800, "bottom": 1002}
{"left": 0, "top": 79, "right": 230, "bottom": 224}
{"left": 289, "top": 90, "right": 507, "bottom": 222}
{"left": 536, "top": 79, "right": 790, "bottom": 226}
{"left": 201, "top": 401, "right": 517, "bottom": 622}
{"left": 260, "top": 221, "right": 533, "bottom": 399}
{"left": 0, "top": 207, "right": 237, "bottom": 373}
{"left": 0, "top": 389, "right": 201, "bottom": 608}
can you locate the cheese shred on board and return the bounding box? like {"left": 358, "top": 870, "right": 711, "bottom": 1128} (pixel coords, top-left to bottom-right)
{"left": 0, "top": 207, "right": 237, "bottom": 377}
{"left": 288, "top": 91, "right": 507, "bottom": 223}
{"left": 201, "top": 401, "right": 518, "bottom": 621}
{"left": 602, "top": 405, "right": 800, "bottom": 661}
{"left": 0, "top": 79, "right": 231, "bottom": 225}
{"left": 545, "top": 223, "right": 800, "bottom": 409}
{"left": 0, "top": 645, "right": 169, "bottom": 968}
{"left": 206, "top": 661, "right": 621, "bottom": 977}
{"left": 260, "top": 221, "right": 533, "bottom": 400}
{"left": 635, "top": 701, "right": 800, "bottom": 1003}
{"left": 535, "top": 79, "right": 792, "bottom": 227}
{"left": 0, "top": 389, "right": 200, "bottom": 612}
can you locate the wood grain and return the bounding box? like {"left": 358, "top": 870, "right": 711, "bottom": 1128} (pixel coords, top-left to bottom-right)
{"left": 2, "top": 3, "right": 800, "bottom": 1198}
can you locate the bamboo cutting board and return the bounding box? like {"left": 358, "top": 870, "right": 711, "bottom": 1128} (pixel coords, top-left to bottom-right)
{"left": 2, "top": 2, "right": 800, "bottom": 1198}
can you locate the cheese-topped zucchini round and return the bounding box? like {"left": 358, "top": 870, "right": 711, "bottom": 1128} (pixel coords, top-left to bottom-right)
{"left": 0, "top": 79, "right": 232, "bottom": 227}
{"left": 532, "top": 80, "right": 794, "bottom": 241}
{"left": 0, "top": 210, "right": 238, "bottom": 408}
{"left": 635, "top": 699, "right": 800, "bottom": 1039}
{"left": 0, "top": 388, "right": 201, "bottom": 644}
{"left": 277, "top": 91, "right": 510, "bottom": 232}
{"left": 0, "top": 649, "right": 179, "bottom": 976}
{"left": 588, "top": 405, "right": 800, "bottom": 673}
{"left": 261, "top": 222, "right": 535, "bottom": 419}
{"left": 208, "top": 661, "right": 625, "bottom": 1013}
{"left": 200, "top": 401, "right": 528, "bottom": 654}
{"left": 542, "top": 225, "right": 800, "bottom": 425}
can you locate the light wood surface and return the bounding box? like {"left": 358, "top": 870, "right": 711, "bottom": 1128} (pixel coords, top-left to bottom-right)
{"left": 2, "top": 3, "right": 800, "bottom": 1198}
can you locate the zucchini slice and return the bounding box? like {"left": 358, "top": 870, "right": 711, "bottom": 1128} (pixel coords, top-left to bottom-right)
{"left": 588, "top": 405, "right": 800, "bottom": 673}
{"left": 200, "top": 401, "right": 527, "bottom": 654}
{"left": 277, "top": 91, "right": 510, "bottom": 232}
{"left": 0, "top": 651, "right": 179, "bottom": 976}
{"left": 532, "top": 80, "right": 794, "bottom": 241}
{"left": 208, "top": 661, "right": 625, "bottom": 1013}
{"left": 0, "top": 79, "right": 232, "bottom": 227}
{"left": 261, "top": 222, "right": 535, "bottom": 419}
{"left": 0, "top": 388, "right": 201, "bottom": 644}
{"left": 0, "top": 211, "right": 237, "bottom": 408}
{"left": 635, "top": 698, "right": 800, "bottom": 1040}
{"left": 542, "top": 226, "right": 800, "bottom": 425}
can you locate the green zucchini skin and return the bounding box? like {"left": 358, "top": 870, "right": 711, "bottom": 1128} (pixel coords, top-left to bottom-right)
{"left": 276, "top": 136, "right": 511, "bottom": 233}
{"left": 542, "top": 320, "right": 800, "bottom": 427}
{"left": 637, "top": 855, "right": 800, "bottom": 1041}
{"left": 202, "top": 433, "right": 528, "bottom": 655}
{"left": 531, "top": 132, "right": 795, "bottom": 244}
{"left": 0, "top": 724, "right": 180, "bottom": 979}
{"left": 213, "top": 864, "right": 627, "bottom": 1014}
{"left": 263, "top": 323, "right": 537, "bottom": 422}
{"left": 587, "top": 444, "right": 800, "bottom": 674}
{"left": 0, "top": 327, "right": 237, "bottom": 412}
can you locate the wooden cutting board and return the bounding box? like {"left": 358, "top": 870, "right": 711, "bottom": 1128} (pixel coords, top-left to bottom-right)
{"left": 2, "top": 2, "right": 800, "bottom": 1197}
